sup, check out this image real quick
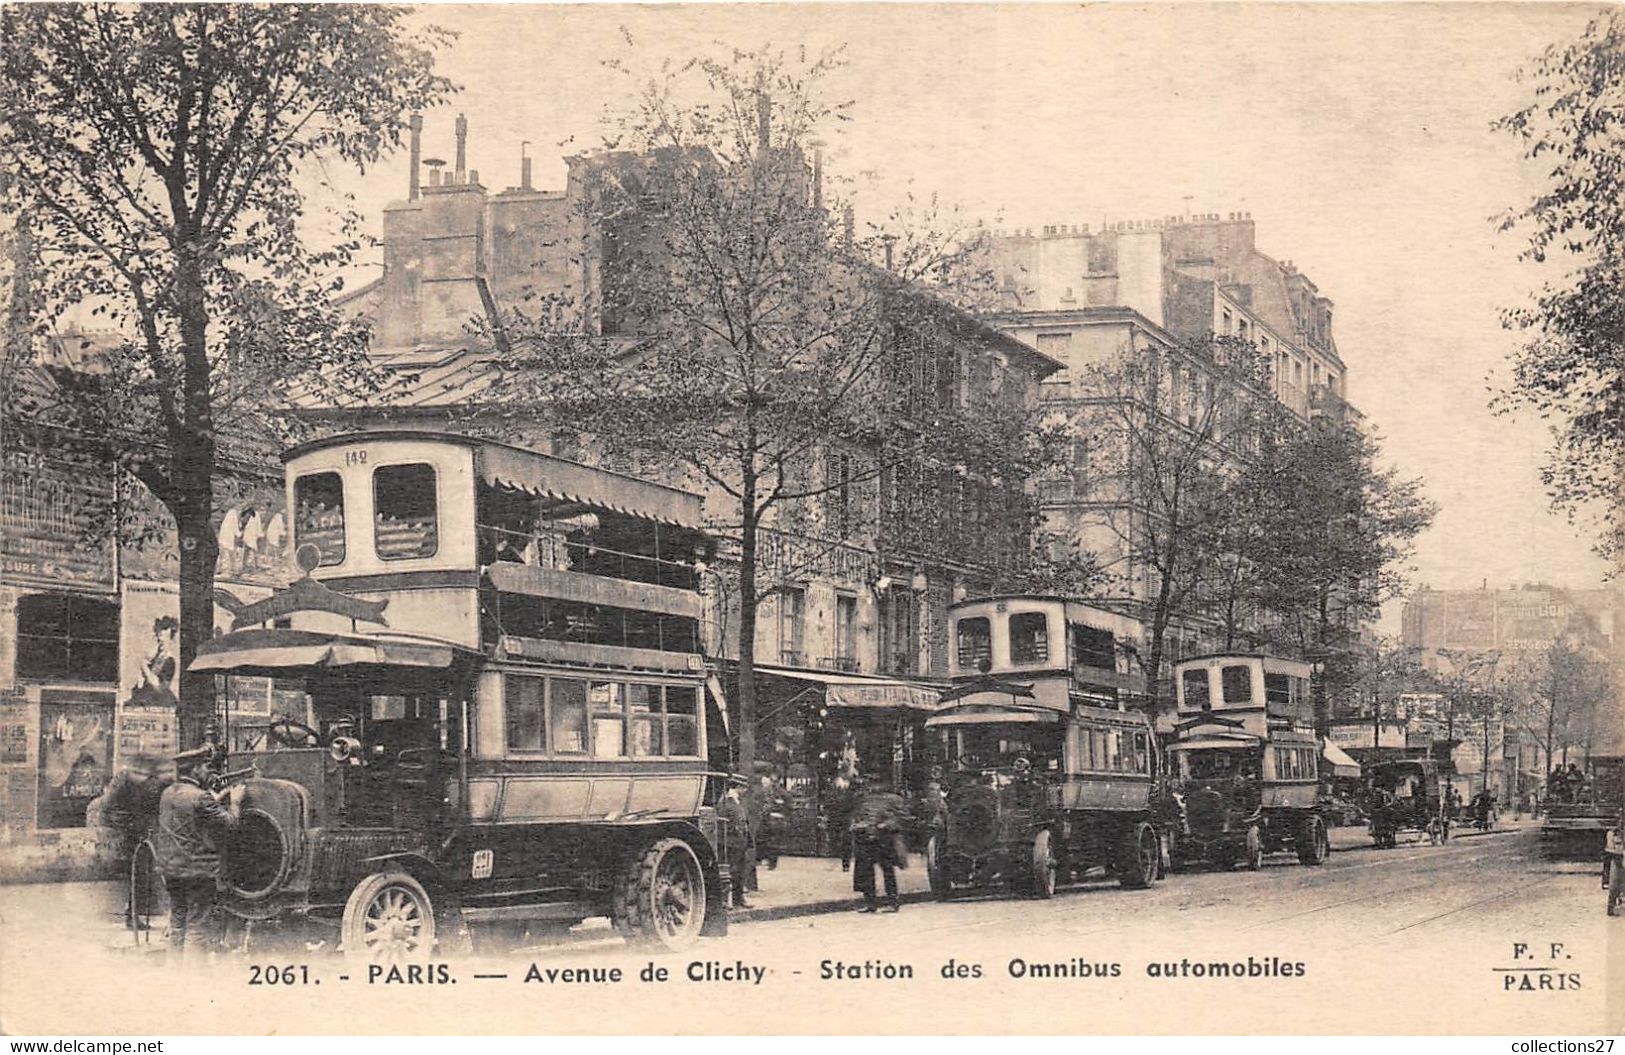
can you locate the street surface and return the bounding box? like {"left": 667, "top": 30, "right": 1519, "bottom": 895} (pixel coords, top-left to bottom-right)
{"left": 1, "top": 826, "right": 1618, "bottom": 1035}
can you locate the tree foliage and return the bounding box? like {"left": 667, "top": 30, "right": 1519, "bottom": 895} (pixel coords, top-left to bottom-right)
{"left": 1, "top": 4, "right": 454, "bottom": 743}
{"left": 1073, "top": 334, "right": 1278, "bottom": 713}
{"left": 493, "top": 45, "right": 1055, "bottom": 808}
{"left": 1494, "top": 10, "right": 1625, "bottom": 566}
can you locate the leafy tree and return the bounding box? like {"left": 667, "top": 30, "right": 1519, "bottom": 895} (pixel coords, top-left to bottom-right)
{"left": 1507, "top": 638, "right": 1611, "bottom": 775}
{"left": 493, "top": 47, "right": 1050, "bottom": 822}
{"left": 1072, "top": 334, "right": 1275, "bottom": 715}
{"left": 1, "top": 4, "right": 453, "bottom": 745}
{"left": 1249, "top": 420, "right": 1436, "bottom": 731}
{"left": 1494, "top": 9, "right": 1625, "bottom": 566}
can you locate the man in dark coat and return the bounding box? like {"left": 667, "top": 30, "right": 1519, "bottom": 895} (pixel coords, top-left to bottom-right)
{"left": 849, "top": 779, "right": 907, "bottom": 913}
{"left": 717, "top": 778, "right": 754, "bottom": 909}
{"left": 152, "top": 763, "right": 242, "bottom": 956}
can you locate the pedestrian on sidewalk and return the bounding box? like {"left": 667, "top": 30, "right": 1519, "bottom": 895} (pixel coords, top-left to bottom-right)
{"left": 718, "top": 776, "right": 755, "bottom": 910}
{"left": 849, "top": 777, "right": 906, "bottom": 913}
{"left": 152, "top": 761, "right": 242, "bottom": 958}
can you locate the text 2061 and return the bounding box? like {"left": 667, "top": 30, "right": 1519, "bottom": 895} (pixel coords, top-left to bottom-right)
{"left": 248, "top": 964, "right": 315, "bottom": 985}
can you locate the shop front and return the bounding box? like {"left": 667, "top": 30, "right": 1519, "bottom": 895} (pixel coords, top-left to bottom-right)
{"left": 745, "top": 665, "right": 942, "bottom": 857}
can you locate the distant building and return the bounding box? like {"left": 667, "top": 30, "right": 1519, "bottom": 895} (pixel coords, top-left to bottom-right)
{"left": 987, "top": 213, "right": 1362, "bottom": 665}
{"left": 1400, "top": 583, "right": 1621, "bottom": 670}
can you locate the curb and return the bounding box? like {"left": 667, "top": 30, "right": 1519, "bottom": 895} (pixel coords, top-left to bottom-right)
{"left": 1332, "top": 824, "right": 1528, "bottom": 853}
{"left": 732, "top": 889, "right": 937, "bottom": 924}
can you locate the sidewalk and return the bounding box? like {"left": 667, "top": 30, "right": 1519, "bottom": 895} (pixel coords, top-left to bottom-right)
{"left": 734, "top": 853, "right": 934, "bottom": 922}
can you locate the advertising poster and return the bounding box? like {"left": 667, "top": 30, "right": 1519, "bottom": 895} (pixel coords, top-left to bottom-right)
{"left": 34, "top": 689, "right": 114, "bottom": 830}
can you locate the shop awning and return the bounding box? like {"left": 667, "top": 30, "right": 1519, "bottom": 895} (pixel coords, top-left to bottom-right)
{"left": 755, "top": 666, "right": 942, "bottom": 711}
{"left": 1322, "top": 741, "right": 1362, "bottom": 779}
{"left": 925, "top": 705, "right": 1061, "bottom": 728}
{"left": 191, "top": 628, "right": 464, "bottom": 674}
{"left": 480, "top": 443, "right": 703, "bottom": 530}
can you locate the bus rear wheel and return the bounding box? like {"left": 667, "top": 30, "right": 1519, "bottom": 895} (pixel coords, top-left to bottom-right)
{"left": 1117, "top": 823, "right": 1159, "bottom": 889}
{"left": 1030, "top": 830, "right": 1058, "bottom": 899}
{"left": 1296, "top": 816, "right": 1330, "bottom": 866}
{"left": 613, "top": 837, "right": 707, "bottom": 952}
{"left": 1243, "top": 825, "right": 1264, "bottom": 870}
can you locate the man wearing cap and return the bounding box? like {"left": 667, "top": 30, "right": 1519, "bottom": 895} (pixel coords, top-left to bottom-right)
{"left": 152, "top": 761, "right": 243, "bottom": 957}
{"left": 717, "top": 776, "right": 755, "bottom": 909}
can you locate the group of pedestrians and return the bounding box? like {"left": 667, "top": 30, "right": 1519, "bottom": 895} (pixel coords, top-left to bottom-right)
{"left": 1547, "top": 761, "right": 1589, "bottom": 805}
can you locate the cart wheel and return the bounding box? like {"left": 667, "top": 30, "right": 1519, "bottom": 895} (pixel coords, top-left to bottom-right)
{"left": 1244, "top": 826, "right": 1264, "bottom": 871}
{"left": 1607, "top": 859, "right": 1622, "bottom": 917}
{"left": 1117, "top": 823, "right": 1159, "bottom": 889}
{"left": 1296, "top": 816, "right": 1330, "bottom": 866}
{"left": 1030, "top": 830, "right": 1058, "bottom": 899}
{"left": 612, "top": 837, "right": 707, "bottom": 952}
{"left": 342, "top": 871, "right": 437, "bottom": 964}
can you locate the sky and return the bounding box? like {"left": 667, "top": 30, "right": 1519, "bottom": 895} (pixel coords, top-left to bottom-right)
{"left": 313, "top": 2, "right": 1618, "bottom": 616}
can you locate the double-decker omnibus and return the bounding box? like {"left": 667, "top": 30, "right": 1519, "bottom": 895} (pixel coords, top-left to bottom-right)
{"left": 922, "top": 595, "right": 1165, "bottom": 898}
{"left": 1166, "top": 654, "right": 1330, "bottom": 869}
{"left": 187, "top": 431, "right": 730, "bottom": 959}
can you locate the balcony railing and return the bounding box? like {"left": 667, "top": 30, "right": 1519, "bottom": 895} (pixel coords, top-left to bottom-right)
{"left": 779, "top": 649, "right": 804, "bottom": 667}
{"left": 819, "top": 654, "right": 860, "bottom": 673}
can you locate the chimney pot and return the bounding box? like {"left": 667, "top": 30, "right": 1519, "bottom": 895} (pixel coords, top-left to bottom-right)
{"left": 454, "top": 113, "right": 468, "bottom": 183}
{"left": 408, "top": 112, "right": 423, "bottom": 201}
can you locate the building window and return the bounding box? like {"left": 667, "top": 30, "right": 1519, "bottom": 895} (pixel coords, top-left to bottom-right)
{"left": 294, "top": 472, "right": 345, "bottom": 566}
{"left": 777, "top": 586, "right": 805, "bottom": 666}
{"left": 374, "top": 463, "right": 438, "bottom": 560}
{"left": 1009, "top": 612, "right": 1049, "bottom": 665}
{"left": 835, "top": 593, "right": 858, "bottom": 668}
{"left": 1036, "top": 332, "right": 1072, "bottom": 358}
{"left": 1221, "top": 310, "right": 1233, "bottom": 334}
{"left": 15, "top": 593, "right": 118, "bottom": 683}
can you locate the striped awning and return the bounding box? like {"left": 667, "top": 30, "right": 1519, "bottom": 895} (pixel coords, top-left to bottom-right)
{"left": 480, "top": 444, "right": 702, "bottom": 530}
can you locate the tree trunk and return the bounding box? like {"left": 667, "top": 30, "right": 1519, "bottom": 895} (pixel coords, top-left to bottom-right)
{"left": 734, "top": 472, "right": 760, "bottom": 877}
{"left": 173, "top": 245, "right": 218, "bottom": 752}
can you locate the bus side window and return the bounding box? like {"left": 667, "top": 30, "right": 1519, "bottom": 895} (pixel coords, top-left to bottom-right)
{"left": 1221, "top": 664, "right": 1253, "bottom": 705}
{"left": 1133, "top": 731, "right": 1149, "bottom": 774}
{"left": 665, "top": 685, "right": 699, "bottom": 757}
{"left": 550, "top": 678, "right": 588, "bottom": 754}
{"left": 590, "top": 682, "right": 625, "bottom": 757}
{"left": 628, "top": 683, "right": 662, "bottom": 757}
{"left": 505, "top": 675, "right": 546, "bottom": 753}
{"left": 1010, "top": 612, "right": 1049, "bottom": 664}
{"left": 1182, "top": 668, "right": 1210, "bottom": 710}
